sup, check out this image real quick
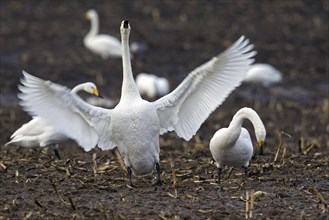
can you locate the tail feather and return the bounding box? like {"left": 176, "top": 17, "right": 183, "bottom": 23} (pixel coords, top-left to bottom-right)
{"left": 5, "top": 135, "right": 40, "bottom": 147}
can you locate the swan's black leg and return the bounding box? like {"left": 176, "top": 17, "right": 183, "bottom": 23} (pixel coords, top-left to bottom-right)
{"left": 243, "top": 166, "right": 249, "bottom": 176}
{"left": 53, "top": 144, "right": 61, "bottom": 160}
{"left": 128, "top": 167, "right": 133, "bottom": 186}
{"left": 36, "top": 147, "right": 42, "bottom": 160}
{"left": 217, "top": 167, "right": 222, "bottom": 184}
{"left": 155, "top": 163, "right": 162, "bottom": 185}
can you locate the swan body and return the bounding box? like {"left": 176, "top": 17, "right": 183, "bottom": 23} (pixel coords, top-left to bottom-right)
{"left": 209, "top": 107, "right": 266, "bottom": 183}
{"left": 84, "top": 9, "right": 122, "bottom": 59}
{"left": 136, "top": 73, "right": 170, "bottom": 99}
{"left": 243, "top": 63, "right": 282, "bottom": 87}
{"left": 7, "top": 82, "right": 101, "bottom": 148}
{"left": 19, "top": 20, "right": 256, "bottom": 185}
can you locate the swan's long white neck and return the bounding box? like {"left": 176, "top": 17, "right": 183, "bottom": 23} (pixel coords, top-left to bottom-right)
{"left": 71, "top": 84, "right": 86, "bottom": 94}
{"left": 226, "top": 107, "right": 265, "bottom": 146}
{"left": 120, "top": 26, "right": 140, "bottom": 100}
{"left": 87, "top": 14, "right": 99, "bottom": 38}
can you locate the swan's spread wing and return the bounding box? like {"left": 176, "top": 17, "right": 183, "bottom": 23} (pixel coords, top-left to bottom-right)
{"left": 153, "top": 36, "right": 256, "bottom": 140}
{"left": 18, "top": 71, "right": 115, "bottom": 151}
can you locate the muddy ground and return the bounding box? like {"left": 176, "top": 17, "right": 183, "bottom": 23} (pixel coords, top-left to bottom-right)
{"left": 0, "top": 0, "right": 328, "bottom": 219}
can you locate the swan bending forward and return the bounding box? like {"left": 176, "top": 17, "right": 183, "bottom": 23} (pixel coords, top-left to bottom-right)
{"left": 209, "top": 107, "right": 266, "bottom": 183}
{"left": 19, "top": 20, "right": 256, "bottom": 185}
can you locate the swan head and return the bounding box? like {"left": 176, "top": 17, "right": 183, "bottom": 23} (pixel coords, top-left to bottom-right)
{"left": 256, "top": 130, "right": 266, "bottom": 155}
{"left": 120, "top": 20, "right": 130, "bottom": 34}
{"left": 235, "top": 107, "right": 266, "bottom": 155}
{"left": 86, "top": 9, "right": 98, "bottom": 20}
{"left": 82, "top": 82, "right": 103, "bottom": 98}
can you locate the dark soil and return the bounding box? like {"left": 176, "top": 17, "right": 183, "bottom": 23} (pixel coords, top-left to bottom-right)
{"left": 1, "top": 0, "right": 328, "bottom": 219}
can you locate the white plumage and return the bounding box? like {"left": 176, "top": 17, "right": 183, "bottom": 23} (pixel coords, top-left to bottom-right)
{"left": 7, "top": 82, "right": 102, "bottom": 148}
{"left": 136, "top": 73, "right": 170, "bottom": 100}
{"left": 243, "top": 63, "right": 282, "bottom": 87}
{"left": 19, "top": 20, "right": 256, "bottom": 185}
{"left": 85, "top": 95, "right": 115, "bottom": 108}
{"left": 84, "top": 9, "right": 122, "bottom": 59}
{"left": 209, "top": 107, "right": 266, "bottom": 183}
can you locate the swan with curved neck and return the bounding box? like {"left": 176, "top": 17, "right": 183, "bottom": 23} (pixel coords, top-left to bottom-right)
{"left": 19, "top": 20, "right": 256, "bottom": 185}
{"left": 84, "top": 9, "right": 122, "bottom": 59}
{"left": 209, "top": 107, "right": 266, "bottom": 183}
{"left": 6, "top": 82, "right": 101, "bottom": 153}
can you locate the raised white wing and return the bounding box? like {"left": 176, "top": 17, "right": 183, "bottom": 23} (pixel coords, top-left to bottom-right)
{"left": 18, "top": 71, "right": 115, "bottom": 151}
{"left": 153, "top": 36, "right": 256, "bottom": 140}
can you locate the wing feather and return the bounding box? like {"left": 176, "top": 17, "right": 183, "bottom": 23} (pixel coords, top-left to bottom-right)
{"left": 153, "top": 36, "right": 256, "bottom": 140}
{"left": 18, "top": 71, "right": 115, "bottom": 151}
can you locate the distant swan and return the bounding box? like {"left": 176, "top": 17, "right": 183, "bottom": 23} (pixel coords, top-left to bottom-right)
{"left": 84, "top": 9, "right": 122, "bottom": 59}
{"left": 7, "top": 82, "right": 102, "bottom": 158}
{"left": 243, "top": 63, "right": 282, "bottom": 87}
{"left": 136, "top": 73, "right": 170, "bottom": 100}
{"left": 209, "top": 107, "right": 266, "bottom": 183}
{"left": 19, "top": 20, "right": 256, "bottom": 185}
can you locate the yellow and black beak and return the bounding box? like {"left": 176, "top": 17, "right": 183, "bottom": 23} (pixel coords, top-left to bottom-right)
{"left": 93, "top": 88, "right": 103, "bottom": 98}
{"left": 257, "top": 140, "right": 264, "bottom": 155}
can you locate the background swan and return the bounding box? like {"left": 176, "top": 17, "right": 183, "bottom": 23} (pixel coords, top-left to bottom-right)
{"left": 136, "top": 73, "right": 170, "bottom": 100}
{"left": 19, "top": 20, "right": 256, "bottom": 185}
{"left": 6, "top": 82, "right": 102, "bottom": 158}
{"left": 209, "top": 107, "right": 266, "bottom": 183}
{"left": 243, "top": 63, "right": 282, "bottom": 87}
{"left": 84, "top": 9, "right": 122, "bottom": 59}
{"left": 85, "top": 95, "right": 115, "bottom": 108}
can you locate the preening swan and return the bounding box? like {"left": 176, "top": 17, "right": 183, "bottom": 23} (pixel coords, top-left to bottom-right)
{"left": 6, "top": 82, "right": 102, "bottom": 158}
{"left": 19, "top": 20, "right": 256, "bottom": 185}
{"left": 136, "top": 73, "right": 170, "bottom": 100}
{"left": 209, "top": 107, "right": 266, "bottom": 183}
{"left": 84, "top": 9, "right": 122, "bottom": 59}
{"left": 243, "top": 63, "right": 282, "bottom": 87}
